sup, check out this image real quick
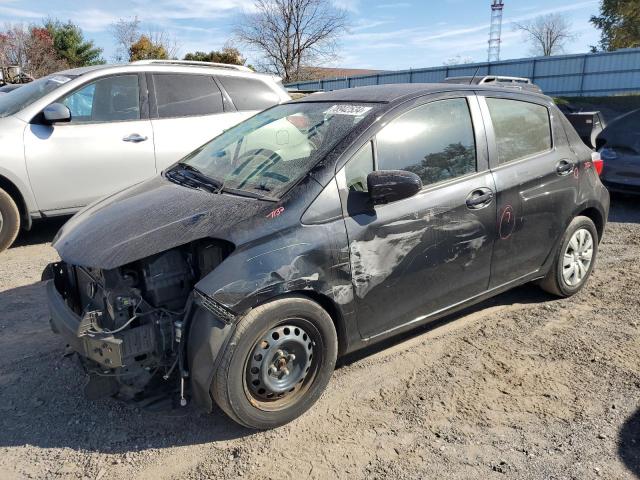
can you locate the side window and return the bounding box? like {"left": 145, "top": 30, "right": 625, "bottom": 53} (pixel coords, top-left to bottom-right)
{"left": 485, "top": 98, "right": 552, "bottom": 164}
{"left": 61, "top": 75, "right": 140, "bottom": 123}
{"left": 345, "top": 142, "right": 374, "bottom": 192}
{"left": 217, "top": 76, "right": 281, "bottom": 111}
{"left": 153, "top": 74, "right": 223, "bottom": 118}
{"left": 376, "top": 98, "right": 477, "bottom": 186}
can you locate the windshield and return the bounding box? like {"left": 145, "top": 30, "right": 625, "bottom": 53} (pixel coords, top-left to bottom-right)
{"left": 174, "top": 102, "right": 377, "bottom": 197}
{"left": 0, "top": 74, "right": 76, "bottom": 118}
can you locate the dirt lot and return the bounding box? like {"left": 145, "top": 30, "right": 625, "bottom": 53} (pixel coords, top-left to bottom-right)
{"left": 1, "top": 197, "right": 639, "bottom": 480}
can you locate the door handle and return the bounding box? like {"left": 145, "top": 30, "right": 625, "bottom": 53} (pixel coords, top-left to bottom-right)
{"left": 123, "top": 133, "right": 148, "bottom": 143}
{"left": 556, "top": 160, "right": 574, "bottom": 175}
{"left": 466, "top": 188, "right": 494, "bottom": 209}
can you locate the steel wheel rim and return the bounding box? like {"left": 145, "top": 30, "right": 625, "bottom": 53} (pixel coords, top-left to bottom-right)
{"left": 244, "top": 319, "right": 320, "bottom": 411}
{"left": 562, "top": 228, "right": 594, "bottom": 287}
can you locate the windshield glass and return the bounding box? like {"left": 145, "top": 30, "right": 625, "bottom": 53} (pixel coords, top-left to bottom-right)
{"left": 0, "top": 74, "right": 76, "bottom": 118}
{"left": 176, "top": 102, "right": 377, "bottom": 197}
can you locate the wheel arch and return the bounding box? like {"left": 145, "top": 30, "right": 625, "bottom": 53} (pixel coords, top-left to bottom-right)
{"left": 577, "top": 206, "right": 605, "bottom": 242}
{"left": 283, "top": 290, "right": 349, "bottom": 357}
{"left": 0, "top": 173, "right": 31, "bottom": 230}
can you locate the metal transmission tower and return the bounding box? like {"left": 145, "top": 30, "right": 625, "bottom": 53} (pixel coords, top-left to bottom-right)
{"left": 488, "top": 0, "right": 504, "bottom": 62}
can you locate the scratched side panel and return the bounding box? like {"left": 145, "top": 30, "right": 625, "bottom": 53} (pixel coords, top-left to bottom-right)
{"left": 195, "top": 178, "right": 354, "bottom": 334}
{"left": 344, "top": 171, "right": 497, "bottom": 339}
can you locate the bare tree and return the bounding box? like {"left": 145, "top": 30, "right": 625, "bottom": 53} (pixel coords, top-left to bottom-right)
{"left": 234, "top": 0, "right": 348, "bottom": 83}
{"left": 110, "top": 16, "right": 140, "bottom": 63}
{"left": 148, "top": 30, "right": 179, "bottom": 59}
{"left": 0, "top": 23, "right": 28, "bottom": 68}
{"left": 514, "top": 14, "right": 578, "bottom": 56}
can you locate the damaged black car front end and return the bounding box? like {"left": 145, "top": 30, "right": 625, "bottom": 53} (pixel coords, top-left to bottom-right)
{"left": 46, "top": 239, "right": 234, "bottom": 404}
{"left": 44, "top": 99, "right": 376, "bottom": 414}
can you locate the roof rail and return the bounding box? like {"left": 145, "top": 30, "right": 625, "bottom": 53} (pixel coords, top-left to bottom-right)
{"left": 479, "top": 75, "right": 532, "bottom": 84}
{"left": 130, "top": 59, "right": 253, "bottom": 72}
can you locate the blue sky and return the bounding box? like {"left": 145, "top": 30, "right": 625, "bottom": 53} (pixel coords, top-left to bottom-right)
{"left": 0, "top": 0, "right": 602, "bottom": 70}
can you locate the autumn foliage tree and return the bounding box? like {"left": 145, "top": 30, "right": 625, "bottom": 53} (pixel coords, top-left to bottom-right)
{"left": 129, "top": 35, "right": 169, "bottom": 61}
{"left": 183, "top": 46, "right": 246, "bottom": 65}
{"left": 0, "top": 24, "right": 68, "bottom": 78}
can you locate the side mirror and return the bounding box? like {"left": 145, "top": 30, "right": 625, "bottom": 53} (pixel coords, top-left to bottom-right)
{"left": 367, "top": 170, "right": 422, "bottom": 205}
{"left": 43, "top": 103, "right": 71, "bottom": 124}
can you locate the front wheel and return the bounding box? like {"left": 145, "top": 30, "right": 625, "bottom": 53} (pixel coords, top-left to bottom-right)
{"left": 211, "top": 296, "right": 337, "bottom": 429}
{"left": 0, "top": 188, "right": 20, "bottom": 253}
{"left": 539, "top": 215, "right": 598, "bottom": 297}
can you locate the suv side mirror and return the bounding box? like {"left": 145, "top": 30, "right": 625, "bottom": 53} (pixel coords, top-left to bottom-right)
{"left": 367, "top": 170, "right": 422, "bottom": 205}
{"left": 43, "top": 103, "right": 71, "bottom": 124}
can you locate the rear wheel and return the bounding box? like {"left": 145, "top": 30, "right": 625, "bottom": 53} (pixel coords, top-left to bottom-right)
{"left": 0, "top": 188, "right": 20, "bottom": 253}
{"left": 211, "top": 296, "right": 337, "bottom": 429}
{"left": 539, "top": 216, "right": 598, "bottom": 297}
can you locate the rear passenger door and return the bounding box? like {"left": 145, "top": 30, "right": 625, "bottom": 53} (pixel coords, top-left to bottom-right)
{"left": 478, "top": 94, "right": 580, "bottom": 287}
{"left": 149, "top": 73, "right": 236, "bottom": 170}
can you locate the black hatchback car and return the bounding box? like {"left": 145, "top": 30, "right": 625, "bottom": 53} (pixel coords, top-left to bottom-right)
{"left": 46, "top": 84, "right": 609, "bottom": 429}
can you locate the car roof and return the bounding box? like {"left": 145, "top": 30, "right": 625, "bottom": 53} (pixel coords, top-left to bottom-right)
{"left": 56, "top": 65, "right": 112, "bottom": 76}
{"left": 54, "top": 62, "right": 278, "bottom": 81}
{"left": 293, "top": 83, "right": 547, "bottom": 105}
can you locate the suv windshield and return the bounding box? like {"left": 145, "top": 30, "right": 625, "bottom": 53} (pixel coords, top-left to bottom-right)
{"left": 0, "top": 74, "right": 76, "bottom": 118}
{"left": 174, "top": 102, "right": 377, "bottom": 197}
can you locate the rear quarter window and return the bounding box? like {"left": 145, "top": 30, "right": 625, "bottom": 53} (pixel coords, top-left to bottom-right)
{"left": 486, "top": 98, "right": 552, "bottom": 164}
{"left": 217, "top": 76, "right": 281, "bottom": 111}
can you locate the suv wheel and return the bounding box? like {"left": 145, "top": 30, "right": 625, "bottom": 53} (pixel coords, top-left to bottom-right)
{"left": 540, "top": 215, "right": 598, "bottom": 297}
{"left": 0, "top": 188, "right": 20, "bottom": 253}
{"left": 211, "top": 296, "right": 337, "bottom": 429}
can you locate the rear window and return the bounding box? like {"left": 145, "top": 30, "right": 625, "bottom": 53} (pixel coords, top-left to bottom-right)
{"left": 486, "top": 98, "right": 552, "bottom": 164}
{"left": 152, "top": 74, "right": 223, "bottom": 118}
{"left": 217, "top": 76, "right": 281, "bottom": 111}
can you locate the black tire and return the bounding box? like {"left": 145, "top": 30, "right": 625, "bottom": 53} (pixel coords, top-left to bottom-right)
{"left": 539, "top": 215, "right": 598, "bottom": 297}
{"left": 211, "top": 296, "right": 337, "bottom": 430}
{"left": 0, "top": 188, "right": 20, "bottom": 253}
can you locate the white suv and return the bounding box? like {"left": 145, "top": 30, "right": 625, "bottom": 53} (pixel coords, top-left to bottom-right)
{"left": 0, "top": 60, "right": 290, "bottom": 252}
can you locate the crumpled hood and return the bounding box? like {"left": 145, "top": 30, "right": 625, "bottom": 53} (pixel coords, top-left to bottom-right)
{"left": 53, "top": 175, "right": 269, "bottom": 269}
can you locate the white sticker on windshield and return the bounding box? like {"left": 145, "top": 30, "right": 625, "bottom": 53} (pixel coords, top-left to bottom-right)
{"left": 48, "top": 76, "right": 72, "bottom": 85}
{"left": 324, "top": 105, "right": 372, "bottom": 116}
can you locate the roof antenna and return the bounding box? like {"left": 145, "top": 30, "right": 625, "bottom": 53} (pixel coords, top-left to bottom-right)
{"left": 469, "top": 65, "right": 481, "bottom": 85}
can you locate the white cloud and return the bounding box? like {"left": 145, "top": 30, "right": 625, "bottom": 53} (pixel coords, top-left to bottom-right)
{"left": 0, "top": 5, "right": 43, "bottom": 18}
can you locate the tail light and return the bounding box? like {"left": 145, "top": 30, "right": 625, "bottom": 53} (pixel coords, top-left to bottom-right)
{"left": 591, "top": 151, "right": 604, "bottom": 176}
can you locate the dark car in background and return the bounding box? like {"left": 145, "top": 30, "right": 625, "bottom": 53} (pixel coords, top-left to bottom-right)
{"left": 597, "top": 108, "right": 640, "bottom": 194}
{"left": 46, "top": 83, "right": 609, "bottom": 430}
{"left": 564, "top": 111, "right": 606, "bottom": 149}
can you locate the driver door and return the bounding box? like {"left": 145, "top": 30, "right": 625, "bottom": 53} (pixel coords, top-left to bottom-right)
{"left": 338, "top": 95, "right": 497, "bottom": 339}
{"left": 24, "top": 73, "right": 156, "bottom": 213}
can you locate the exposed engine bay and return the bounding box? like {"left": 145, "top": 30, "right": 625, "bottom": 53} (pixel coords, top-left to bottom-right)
{"left": 49, "top": 240, "right": 233, "bottom": 403}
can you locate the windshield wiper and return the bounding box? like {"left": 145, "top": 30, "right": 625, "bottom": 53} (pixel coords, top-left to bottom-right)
{"left": 224, "top": 186, "right": 278, "bottom": 202}
{"left": 253, "top": 184, "right": 272, "bottom": 192}
{"left": 166, "top": 165, "right": 276, "bottom": 201}
{"left": 169, "top": 163, "right": 223, "bottom": 193}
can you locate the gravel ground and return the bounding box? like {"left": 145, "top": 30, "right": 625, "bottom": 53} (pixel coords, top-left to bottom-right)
{"left": 0, "top": 197, "right": 639, "bottom": 480}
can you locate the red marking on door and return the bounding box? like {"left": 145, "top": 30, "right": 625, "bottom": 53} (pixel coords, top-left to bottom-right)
{"left": 266, "top": 207, "right": 285, "bottom": 219}
{"left": 499, "top": 205, "right": 515, "bottom": 240}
